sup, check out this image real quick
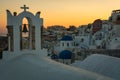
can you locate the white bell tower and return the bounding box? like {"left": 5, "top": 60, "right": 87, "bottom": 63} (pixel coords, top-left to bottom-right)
{"left": 6, "top": 5, "right": 43, "bottom": 53}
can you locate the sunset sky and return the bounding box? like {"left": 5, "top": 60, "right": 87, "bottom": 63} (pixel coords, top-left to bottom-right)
{"left": 0, "top": 0, "right": 120, "bottom": 35}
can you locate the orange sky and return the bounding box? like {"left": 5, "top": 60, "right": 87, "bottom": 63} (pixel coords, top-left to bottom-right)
{"left": 0, "top": 0, "right": 120, "bottom": 35}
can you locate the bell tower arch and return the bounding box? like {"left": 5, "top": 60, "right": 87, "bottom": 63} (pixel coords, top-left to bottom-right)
{"left": 6, "top": 5, "right": 43, "bottom": 53}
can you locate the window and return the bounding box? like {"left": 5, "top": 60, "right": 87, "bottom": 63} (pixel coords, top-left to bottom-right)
{"left": 117, "top": 15, "right": 120, "bottom": 21}
{"left": 96, "top": 33, "right": 102, "bottom": 40}
{"left": 62, "top": 43, "right": 64, "bottom": 46}
{"left": 81, "top": 38, "right": 84, "bottom": 42}
{"left": 74, "top": 42, "right": 76, "bottom": 46}
{"left": 115, "top": 38, "right": 117, "bottom": 40}
{"left": 67, "top": 43, "right": 69, "bottom": 47}
{"left": 99, "top": 33, "right": 102, "bottom": 40}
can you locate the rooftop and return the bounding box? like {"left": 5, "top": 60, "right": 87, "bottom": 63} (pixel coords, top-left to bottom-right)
{"left": 0, "top": 53, "right": 112, "bottom": 80}
{"left": 72, "top": 54, "right": 120, "bottom": 80}
{"left": 61, "top": 35, "right": 73, "bottom": 41}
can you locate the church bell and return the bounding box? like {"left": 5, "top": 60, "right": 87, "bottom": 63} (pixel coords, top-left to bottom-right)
{"left": 22, "top": 24, "right": 28, "bottom": 33}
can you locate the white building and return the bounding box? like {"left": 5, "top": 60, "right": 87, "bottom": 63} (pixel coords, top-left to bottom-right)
{"left": 75, "top": 10, "right": 120, "bottom": 49}
{"left": 52, "top": 35, "right": 75, "bottom": 64}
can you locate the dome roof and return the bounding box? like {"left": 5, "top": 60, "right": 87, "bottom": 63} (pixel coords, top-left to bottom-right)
{"left": 72, "top": 54, "right": 120, "bottom": 80}
{"left": 61, "top": 35, "right": 73, "bottom": 41}
{"left": 59, "top": 50, "right": 72, "bottom": 59}
{"left": 51, "top": 54, "right": 58, "bottom": 59}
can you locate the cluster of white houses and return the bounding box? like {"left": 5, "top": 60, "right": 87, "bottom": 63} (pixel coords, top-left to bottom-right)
{"left": 50, "top": 9, "right": 120, "bottom": 64}
{"left": 76, "top": 9, "right": 120, "bottom": 50}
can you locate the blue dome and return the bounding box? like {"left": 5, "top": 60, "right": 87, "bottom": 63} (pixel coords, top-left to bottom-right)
{"left": 59, "top": 50, "right": 72, "bottom": 59}
{"left": 51, "top": 54, "right": 58, "bottom": 59}
{"left": 61, "top": 35, "right": 73, "bottom": 41}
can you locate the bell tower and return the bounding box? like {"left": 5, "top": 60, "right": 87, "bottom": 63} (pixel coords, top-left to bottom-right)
{"left": 6, "top": 5, "right": 43, "bottom": 53}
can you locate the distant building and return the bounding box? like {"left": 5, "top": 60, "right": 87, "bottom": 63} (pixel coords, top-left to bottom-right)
{"left": 51, "top": 9, "right": 120, "bottom": 63}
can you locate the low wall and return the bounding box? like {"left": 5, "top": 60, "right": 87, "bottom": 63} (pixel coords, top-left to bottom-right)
{"left": 77, "top": 49, "right": 120, "bottom": 60}
{"left": 0, "top": 49, "right": 48, "bottom": 62}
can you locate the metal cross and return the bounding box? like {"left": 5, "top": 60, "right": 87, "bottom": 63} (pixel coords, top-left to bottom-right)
{"left": 21, "top": 5, "right": 29, "bottom": 11}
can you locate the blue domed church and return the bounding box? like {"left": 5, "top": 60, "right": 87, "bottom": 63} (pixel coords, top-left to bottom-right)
{"left": 59, "top": 35, "right": 75, "bottom": 64}
{"left": 60, "top": 35, "right": 74, "bottom": 51}
{"left": 51, "top": 35, "right": 75, "bottom": 64}
{"left": 59, "top": 50, "right": 73, "bottom": 64}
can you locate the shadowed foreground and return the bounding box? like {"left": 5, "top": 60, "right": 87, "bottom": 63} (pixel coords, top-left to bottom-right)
{"left": 0, "top": 54, "right": 112, "bottom": 80}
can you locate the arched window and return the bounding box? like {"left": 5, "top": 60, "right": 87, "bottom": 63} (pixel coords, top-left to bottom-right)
{"left": 67, "top": 43, "right": 69, "bottom": 47}
{"left": 22, "top": 18, "right": 29, "bottom": 37}
{"left": 21, "top": 18, "right": 29, "bottom": 50}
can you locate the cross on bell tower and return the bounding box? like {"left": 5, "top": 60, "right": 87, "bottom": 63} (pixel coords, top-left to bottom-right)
{"left": 21, "top": 5, "right": 29, "bottom": 11}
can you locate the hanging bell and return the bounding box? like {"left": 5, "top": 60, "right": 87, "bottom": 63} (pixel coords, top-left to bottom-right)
{"left": 22, "top": 24, "right": 28, "bottom": 33}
